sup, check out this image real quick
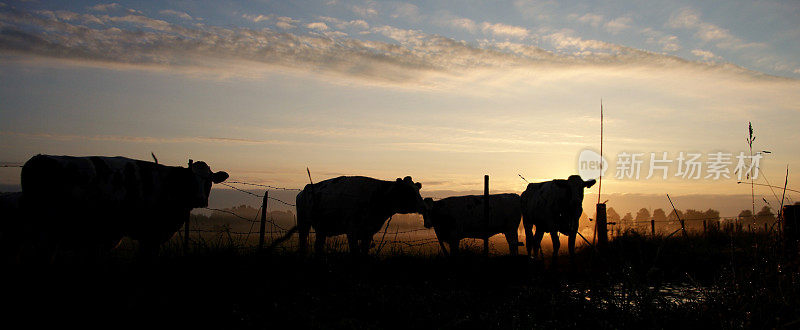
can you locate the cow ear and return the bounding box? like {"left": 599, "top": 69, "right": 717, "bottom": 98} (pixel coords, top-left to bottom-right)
{"left": 584, "top": 179, "right": 596, "bottom": 188}
{"left": 212, "top": 171, "right": 229, "bottom": 184}
{"left": 415, "top": 182, "right": 422, "bottom": 189}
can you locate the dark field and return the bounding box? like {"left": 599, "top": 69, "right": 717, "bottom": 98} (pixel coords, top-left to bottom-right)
{"left": 4, "top": 228, "right": 800, "bottom": 329}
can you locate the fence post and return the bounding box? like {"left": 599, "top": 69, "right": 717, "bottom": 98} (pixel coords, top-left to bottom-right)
{"left": 483, "top": 175, "right": 489, "bottom": 257}
{"left": 259, "top": 190, "right": 268, "bottom": 251}
{"left": 651, "top": 219, "right": 655, "bottom": 236}
{"left": 596, "top": 203, "right": 608, "bottom": 250}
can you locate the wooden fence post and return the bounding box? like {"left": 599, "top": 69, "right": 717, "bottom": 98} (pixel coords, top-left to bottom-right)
{"left": 651, "top": 219, "right": 655, "bottom": 236}
{"left": 258, "top": 190, "right": 268, "bottom": 251}
{"left": 596, "top": 203, "right": 608, "bottom": 250}
{"left": 483, "top": 175, "right": 489, "bottom": 257}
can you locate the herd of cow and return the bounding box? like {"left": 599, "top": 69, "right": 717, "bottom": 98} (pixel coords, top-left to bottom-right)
{"left": 0, "top": 155, "right": 596, "bottom": 261}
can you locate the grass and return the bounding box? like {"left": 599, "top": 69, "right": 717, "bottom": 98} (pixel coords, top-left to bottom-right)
{"left": 4, "top": 228, "right": 800, "bottom": 329}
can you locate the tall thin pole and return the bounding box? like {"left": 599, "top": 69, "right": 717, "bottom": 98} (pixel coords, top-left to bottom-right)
{"left": 749, "top": 122, "right": 755, "bottom": 226}
{"left": 594, "top": 99, "right": 603, "bottom": 245}
{"left": 598, "top": 99, "right": 603, "bottom": 204}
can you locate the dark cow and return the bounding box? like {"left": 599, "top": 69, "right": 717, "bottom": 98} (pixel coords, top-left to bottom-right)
{"left": 20, "top": 155, "right": 228, "bottom": 256}
{"left": 520, "top": 175, "right": 595, "bottom": 260}
{"left": 422, "top": 193, "right": 522, "bottom": 256}
{"left": 295, "top": 176, "right": 425, "bottom": 255}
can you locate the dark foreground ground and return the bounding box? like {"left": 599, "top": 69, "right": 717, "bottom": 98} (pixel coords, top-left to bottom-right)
{"left": 4, "top": 230, "right": 800, "bottom": 329}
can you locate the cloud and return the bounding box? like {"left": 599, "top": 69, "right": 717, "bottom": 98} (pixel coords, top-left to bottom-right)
{"left": 317, "top": 16, "right": 368, "bottom": 30}
{"left": 446, "top": 17, "right": 477, "bottom": 32}
{"left": 389, "top": 2, "right": 419, "bottom": 20}
{"left": 242, "top": 13, "right": 272, "bottom": 23}
{"left": 575, "top": 13, "right": 603, "bottom": 27}
{"left": 642, "top": 28, "right": 680, "bottom": 52}
{"left": 604, "top": 17, "right": 632, "bottom": 34}
{"left": 691, "top": 49, "right": 721, "bottom": 61}
{"left": 159, "top": 9, "right": 193, "bottom": 21}
{"left": 306, "top": 22, "right": 329, "bottom": 31}
{"left": 667, "top": 8, "right": 763, "bottom": 50}
{"left": 480, "top": 22, "right": 529, "bottom": 39}
{"left": 0, "top": 7, "right": 792, "bottom": 89}
{"left": 89, "top": 3, "right": 119, "bottom": 12}
{"left": 275, "top": 16, "right": 298, "bottom": 29}
{"left": 351, "top": 2, "right": 378, "bottom": 17}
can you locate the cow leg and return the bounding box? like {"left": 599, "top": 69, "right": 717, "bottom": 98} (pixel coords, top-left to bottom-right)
{"left": 550, "top": 232, "right": 560, "bottom": 261}
{"left": 449, "top": 239, "right": 460, "bottom": 257}
{"left": 524, "top": 223, "right": 535, "bottom": 257}
{"left": 314, "top": 233, "right": 326, "bottom": 255}
{"left": 483, "top": 238, "right": 489, "bottom": 257}
{"left": 347, "top": 234, "right": 359, "bottom": 256}
{"left": 505, "top": 231, "right": 519, "bottom": 256}
{"left": 298, "top": 224, "right": 310, "bottom": 255}
{"left": 433, "top": 230, "right": 449, "bottom": 256}
{"left": 530, "top": 229, "right": 544, "bottom": 260}
{"left": 360, "top": 236, "right": 373, "bottom": 256}
{"left": 568, "top": 232, "right": 577, "bottom": 260}
{"left": 437, "top": 240, "right": 449, "bottom": 256}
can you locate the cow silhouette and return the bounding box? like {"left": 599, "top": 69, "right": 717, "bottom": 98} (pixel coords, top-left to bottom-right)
{"left": 520, "top": 175, "right": 595, "bottom": 260}
{"left": 295, "top": 176, "right": 425, "bottom": 255}
{"left": 20, "top": 155, "right": 228, "bottom": 258}
{"left": 422, "top": 194, "right": 522, "bottom": 256}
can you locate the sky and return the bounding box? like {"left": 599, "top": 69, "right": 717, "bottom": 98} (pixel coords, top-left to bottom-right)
{"left": 0, "top": 0, "right": 799, "bottom": 216}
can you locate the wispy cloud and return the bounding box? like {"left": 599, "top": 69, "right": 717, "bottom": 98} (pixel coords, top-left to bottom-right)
{"left": 159, "top": 9, "right": 194, "bottom": 21}
{"left": 604, "top": 16, "right": 632, "bottom": 34}
{"left": 242, "top": 13, "right": 272, "bottom": 23}
{"left": 667, "top": 8, "right": 763, "bottom": 50}
{"left": 89, "top": 3, "right": 119, "bottom": 12}
{"left": 692, "top": 49, "right": 721, "bottom": 62}
{"left": 480, "top": 21, "right": 530, "bottom": 39}
{"left": 0, "top": 7, "right": 792, "bottom": 88}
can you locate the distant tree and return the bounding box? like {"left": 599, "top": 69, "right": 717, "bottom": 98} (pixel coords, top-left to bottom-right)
{"left": 622, "top": 212, "right": 633, "bottom": 224}
{"left": 704, "top": 209, "right": 720, "bottom": 222}
{"left": 738, "top": 209, "right": 754, "bottom": 223}
{"left": 755, "top": 206, "right": 775, "bottom": 228}
{"left": 653, "top": 209, "right": 667, "bottom": 222}
{"left": 607, "top": 207, "right": 621, "bottom": 222}
{"left": 683, "top": 209, "right": 706, "bottom": 230}
{"left": 667, "top": 209, "right": 684, "bottom": 222}
{"left": 635, "top": 208, "right": 651, "bottom": 222}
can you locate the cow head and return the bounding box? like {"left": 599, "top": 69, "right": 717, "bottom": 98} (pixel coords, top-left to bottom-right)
{"left": 187, "top": 159, "right": 229, "bottom": 208}
{"left": 558, "top": 175, "right": 596, "bottom": 232}
{"left": 388, "top": 176, "right": 425, "bottom": 215}
{"left": 422, "top": 197, "right": 435, "bottom": 228}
